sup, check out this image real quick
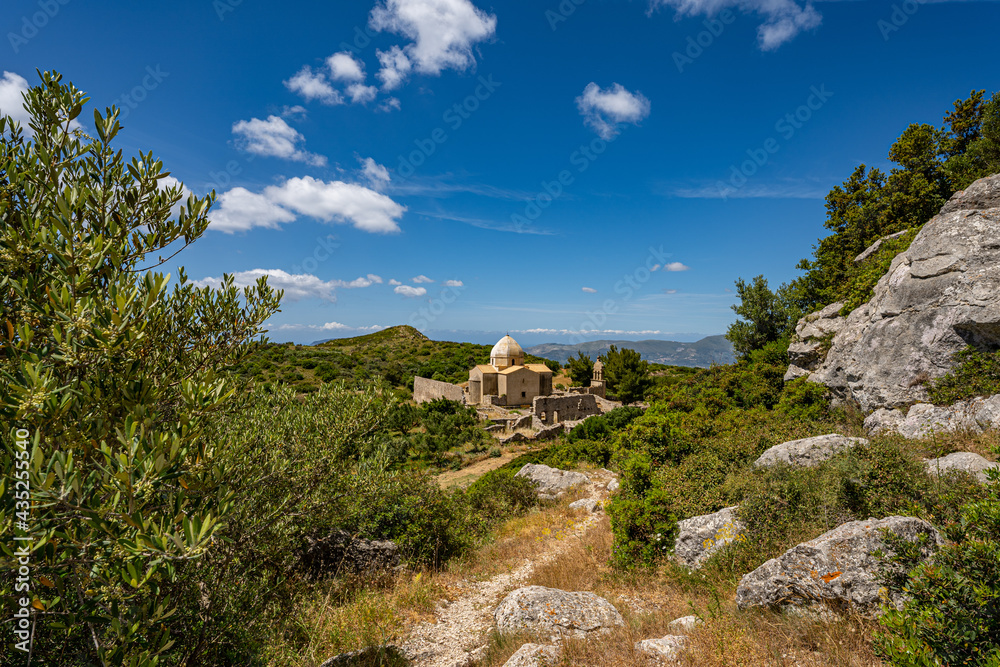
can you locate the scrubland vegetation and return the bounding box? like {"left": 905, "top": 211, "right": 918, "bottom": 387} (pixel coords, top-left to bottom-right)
{"left": 3, "top": 75, "right": 1000, "bottom": 666}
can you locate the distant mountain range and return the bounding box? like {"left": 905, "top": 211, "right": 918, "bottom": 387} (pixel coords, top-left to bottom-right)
{"left": 525, "top": 335, "right": 734, "bottom": 367}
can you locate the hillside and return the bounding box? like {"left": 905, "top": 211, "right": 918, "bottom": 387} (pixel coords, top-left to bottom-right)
{"left": 526, "top": 335, "right": 734, "bottom": 367}
{"left": 232, "top": 325, "right": 560, "bottom": 394}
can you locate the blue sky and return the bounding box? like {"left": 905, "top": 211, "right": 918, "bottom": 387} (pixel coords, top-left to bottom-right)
{"left": 2, "top": 0, "right": 999, "bottom": 346}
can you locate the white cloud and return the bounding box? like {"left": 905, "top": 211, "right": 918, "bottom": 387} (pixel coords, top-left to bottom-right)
{"left": 395, "top": 285, "right": 427, "bottom": 297}
{"left": 367, "top": 274, "right": 384, "bottom": 284}
{"left": 232, "top": 115, "right": 327, "bottom": 166}
{"left": 210, "top": 187, "right": 297, "bottom": 233}
{"left": 663, "top": 289, "right": 678, "bottom": 294}
{"left": 370, "top": 0, "right": 496, "bottom": 78}
{"left": 582, "top": 287, "right": 597, "bottom": 293}
{"left": 360, "top": 157, "right": 391, "bottom": 188}
{"left": 285, "top": 66, "right": 344, "bottom": 105}
{"left": 193, "top": 269, "right": 381, "bottom": 303}
{"left": 664, "top": 262, "right": 690, "bottom": 271}
{"left": 378, "top": 97, "right": 403, "bottom": 113}
{"left": 281, "top": 105, "right": 308, "bottom": 119}
{"left": 389, "top": 279, "right": 403, "bottom": 285}
{"left": 264, "top": 176, "right": 406, "bottom": 233}
{"left": 577, "top": 82, "right": 651, "bottom": 140}
{"left": 0, "top": 71, "right": 32, "bottom": 129}
{"left": 443, "top": 279, "right": 463, "bottom": 287}
{"left": 347, "top": 83, "right": 379, "bottom": 104}
{"left": 650, "top": 0, "right": 821, "bottom": 51}
{"left": 412, "top": 275, "right": 434, "bottom": 283}
{"left": 327, "top": 52, "right": 366, "bottom": 81}
{"left": 375, "top": 46, "right": 413, "bottom": 90}
{"left": 210, "top": 177, "right": 405, "bottom": 234}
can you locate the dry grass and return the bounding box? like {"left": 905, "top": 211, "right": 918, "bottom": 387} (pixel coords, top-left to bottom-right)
{"left": 908, "top": 428, "right": 1000, "bottom": 460}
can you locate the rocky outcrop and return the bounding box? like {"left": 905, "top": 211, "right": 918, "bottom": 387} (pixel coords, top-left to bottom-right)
{"left": 754, "top": 434, "right": 868, "bottom": 468}
{"left": 735, "top": 516, "right": 944, "bottom": 617}
{"left": 502, "top": 643, "right": 560, "bottom": 667}
{"left": 808, "top": 173, "right": 1000, "bottom": 412}
{"left": 865, "top": 394, "right": 1000, "bottom": 438}
{"left": 668, "top": 615, "right": 703, "bottom": 633}
{"left": 493, "top": 586, "right": 624, "bottom": 638}
{"left": 607, "top": 478, "right": 620, "bottom": 493}
{"left": 635, "top": 635, "right": 686, "bottom": 662}
{"left": 515, "top": 464, "right": 589, "bottom": 496}
{"left": 787, "top": 302, "right": 847, "bottom": 373}
{"left": 674, "top": 506, "right": 745, "bottom": 569}
{"left": 298, "top": 530, "right": 399, "bottom": 579}
{"left": 854, "top": 230, "right": 909, "bottom": 264}
{"left": 569, "top": 498, "right": 600, "bottom": 513}
{"left": 926, "top": 452, "right": 999, "bottom": 483}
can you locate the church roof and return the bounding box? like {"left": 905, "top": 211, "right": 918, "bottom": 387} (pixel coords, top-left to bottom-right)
{"left": 593, "top": 359, "right": 604, "bottom": 369}
{"left": 490, "top": 334, "right": 524, "bottom": 359}
{"left": 524, "top": 363, "right": 554, "bottom": 374}
{"left": 499, "top": 364, "right": 534, "bottom": 375}
{"left": 472, "top": 364, "right": 498, "bottom": 375}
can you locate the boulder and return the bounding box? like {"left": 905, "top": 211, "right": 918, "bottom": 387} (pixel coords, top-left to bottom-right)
{"left": 674, "top": 506, "right": 745, "bottom": 569}
{"left": 298, "top": 530, "right": 399, "bottom": 579}
{"left": 634, "top": 635, "right": 686, "bottom": 662}
{"left": 515, "top": 464, "right": 589, "bottom": 496}
{"left": 569, "top": 498, "right": 600, "bottom": 513}
{"left": 735, "top": 516, "right": 945, "bottom": 617}
{"left": 926, "top": 452, "right": 999, "bottom": 483}
{"left": 787, "top": 302, "right": 847, "bottom": 371}
{"left": 607, "top": 478, "right": 620, "bottom": 493}
{"left": 864, "top": 394, "right": 1000, "bottom": 438}
{"left": 502, "top": 643, "right": 560, "bottom": 667}
{"left": 493, "top": 586, "right": 624, "bottom": 638}
{"left": 667, "top": 615, "right": 703, "bottom": 633}
{"left": 807, "top": 174, "right": 1000, "bottom": 412}
{"left": 754, "top": 434, "right": 868, "bottom": 468}
{"left": 783, "top": 364, "right": 811, "bottom": 383}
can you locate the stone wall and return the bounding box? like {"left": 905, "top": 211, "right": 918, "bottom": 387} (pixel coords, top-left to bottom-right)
{"left": 413, "top": 376, "right": 466, "bottom": 405}
{"left": 533, "top": 394, "right": 601, "bottom": 425}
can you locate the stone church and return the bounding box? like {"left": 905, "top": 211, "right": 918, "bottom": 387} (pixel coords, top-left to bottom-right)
{"left": 468, "top": 335, "right": 553, "bottom": 406}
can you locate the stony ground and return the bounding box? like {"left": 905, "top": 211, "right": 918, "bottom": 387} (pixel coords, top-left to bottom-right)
{"left": 400, "top": 470, "right": 616, "bottom": 667}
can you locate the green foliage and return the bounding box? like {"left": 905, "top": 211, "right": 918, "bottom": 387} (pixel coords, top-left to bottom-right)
{"left": 607, "top": 451, "right": 679, "bottom": 568}
{"left": 410, "top": 399, "right": 489, "bottom": 464}
{"left": 876, "top": 465, "right": 1000, "bottom": 666}
{"left": 566, "top": 406, "right": 644, "bottom": 443}
{"left": 465, "top": 468, "right": 538, "bottom": 527}
{"left": 0, "top": 72, "right": 280, "bottom": 665}
{"left": 567, "top": 351, "right": 594, "bottom": 386}
{"left": 839, "top": 228, "right": 919, "bottom": 314}
{"left": 725, "top": 275, "right": 796, "bottom": 358}
{"left": 601, "top": 345, "right": 654, "bottom": 404}
{"left": 776, "top": 378, "right": 830, "bottom": 421}
{"left": 928, "top": 346, "right": 1000, "bottom": 405}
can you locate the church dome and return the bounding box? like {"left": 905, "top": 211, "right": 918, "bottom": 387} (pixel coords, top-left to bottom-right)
{"left": 491, "top": 335, "right": 523, "bottom": 359}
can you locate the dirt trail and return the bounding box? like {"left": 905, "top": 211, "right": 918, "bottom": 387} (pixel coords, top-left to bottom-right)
{"left": 401, "top": 471, "right": 616, "bottom": 667}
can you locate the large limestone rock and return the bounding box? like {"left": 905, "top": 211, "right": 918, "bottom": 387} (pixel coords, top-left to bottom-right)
{"left": 865, "top": 394, "right": 1000, "bottom": 438}
{"left": 787, "top": 302, "right": 847, "bottom": 372}
{"left": 515, "top": 464, "right": 589, "bottom": 496}
{"left": 735, "top": 516, "right": 944, "bottom": 616}
{"left": 926, "top": 452, "right": 999, "bottom": 483}
{"left": 674, "top": 506, "right": 745, "bottom": 569}
{"left": 493, "top": 586, "right": 624, "bottom": 638}
{"left": 754, "top": 434, "right": 868, "bottom": 468}
{"left": 502, "top": 643, "right": 560, "bottom": 667}
{"left": 809, "top": 173, "right": 1000, "bottom": 412}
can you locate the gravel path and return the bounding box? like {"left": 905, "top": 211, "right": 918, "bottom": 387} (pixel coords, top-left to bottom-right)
{"left": 400, "top": 472, "right": 615, "bottom": 667}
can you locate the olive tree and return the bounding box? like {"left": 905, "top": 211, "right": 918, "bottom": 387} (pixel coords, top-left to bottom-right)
{"left": 0, "top": 72, "right": 280, "bottom": 665}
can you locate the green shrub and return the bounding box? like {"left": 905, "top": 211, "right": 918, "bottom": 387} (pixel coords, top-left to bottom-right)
{"left": 465, "top": 468, "right": 538, "bottom": 527}
{"left": 928, "top": 346, "right": 1000, "bottom": 404}
{"left": 777, "top": 378, "right": 830, "bottom": 421}
{"left": 567, "top": 406, "right": 644, "bottom": 442}
{"left": 607, "top": 452, "right": 678, "bottom": 568}
{"left": 876, "top": 469, "right": 1000, "bottom": 666}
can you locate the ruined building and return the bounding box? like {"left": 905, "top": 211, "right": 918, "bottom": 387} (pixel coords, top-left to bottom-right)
{"left": 467, "top": 335, "right": 553, "bottom": 406}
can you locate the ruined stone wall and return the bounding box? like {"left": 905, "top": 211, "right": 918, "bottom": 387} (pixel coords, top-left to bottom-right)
{"left": 532, "top": 393, "right": 600, "bottom": 424}
{"left": 413, "top": 376, "right": 466, "bottom": 405}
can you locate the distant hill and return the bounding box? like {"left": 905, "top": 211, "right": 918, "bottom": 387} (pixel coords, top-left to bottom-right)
{"left": 525, "top": 335, "right": 734, "bottom": 367}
